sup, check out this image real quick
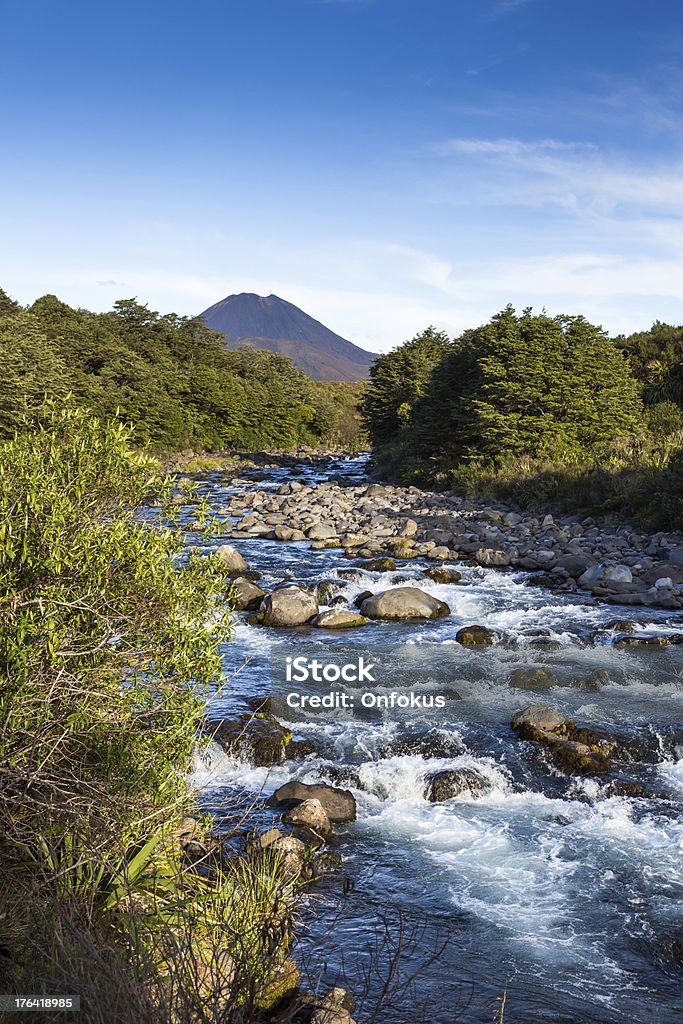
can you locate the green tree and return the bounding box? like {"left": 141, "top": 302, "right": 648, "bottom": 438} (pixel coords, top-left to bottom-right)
{"left": 361, "top": 326, "right": 451, "bottom": 448}
{"left": 403, "top": 307, "right": 645, "bottom": 474}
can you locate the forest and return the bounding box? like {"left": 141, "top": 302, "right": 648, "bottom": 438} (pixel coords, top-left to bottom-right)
{"left": 361, "top": 307, "right": 683, "bottom": 527}
{"left": 0, "top": 288, "right": 365, "bottom": 451}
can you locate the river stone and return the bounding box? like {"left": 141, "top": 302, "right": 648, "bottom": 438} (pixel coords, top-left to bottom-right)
{"left": 282, "top": 797, "right": 332, "bottom": 838}
{"left": 423, "top": 566, "right": 462, "bottom": 584}
{"left": 212, "top": 713, "right": 292, "bottom": 766}
{"left": 669, "top": 545, "right": 683, "bottom": 567}
{"left": 425, "top": 768, "right": 492, "bottom": 802}
{"left": 316, "top": 579, "right": 345, "bottom": 604}
{"left": 511, "top": 707, "right": 614, "bottom": 775}
{"left": 555, "top": 553, "right": 592, "bottom": 577}
{"left": 509, "top": 667, "right": 556, "bottom": 691}
{"left": 360, "top": 557, "right": 397, "bottom": 571}
{"left": 455, "top": 624, "right": 495, "bottom": 646}
{"left": 511, "top": 705, "right": 565, "bottom": 732}
{"left": 215, "top": 544, "right": 248, "bottom": 572}
{"left": 603, "top": 565, "right": 633, "bottom": 584}
{"left": 353, "top": 589, "right": 373, "bottom": 609}
{"left": 578, "top": 564, "right": 604, "bottom": 588}
{"left": 475, "top": 547, "right": 510, "bottom": 567}
{"left": 360, "top": 587, "right": 450, "bottom": 621}
{"left": 268, "top": 781, "right": 357, "bottom": 822}
{"left": 230, "top": 576, "right": 266, "bottom": 611}
{"left": 307, "top": 523, "right": 337, "bottom": 540}
{"left": 271, "top": 834, "right": 307, "bottom": 877}
{"left": 259, "top": 585, "right": 319, "bottom": 627}
{"left": 312, "top": 609, "right": 367, "bottom": 629}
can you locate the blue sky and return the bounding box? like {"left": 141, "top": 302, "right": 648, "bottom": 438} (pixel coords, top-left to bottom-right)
{"left": 2, "top": 0, "right": 683, "bottom": 351}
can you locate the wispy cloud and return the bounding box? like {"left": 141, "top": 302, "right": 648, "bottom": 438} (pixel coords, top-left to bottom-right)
{"left": 486, "top": 0, "right": 541, "bottom": 18}
{"left": 440, "top": 137, "right": 596, "bottom": 156}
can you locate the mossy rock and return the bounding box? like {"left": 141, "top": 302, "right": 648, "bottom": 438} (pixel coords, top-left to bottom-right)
{"left": 211, "top": 713, "right": 293, "bottom": 766}
{"left": 456, "top": 624, "right": 495, "bottom": 646}
{"left": 360, "top": 557, "right": 397, "bottom": 571}
{"left": 424, "top": 566, "right": 462, "bottom": 584}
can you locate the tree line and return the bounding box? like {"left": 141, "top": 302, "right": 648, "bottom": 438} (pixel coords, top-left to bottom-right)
{"left": 362, "top": 307, "right": 683, "bottom": 526}
{"left": 0, "top": 288, "right": 365, "bottom": 450}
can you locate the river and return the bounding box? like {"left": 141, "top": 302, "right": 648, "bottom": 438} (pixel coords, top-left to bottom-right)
{"left": 186, "top": 454, "right": 683, "bottom": 1024}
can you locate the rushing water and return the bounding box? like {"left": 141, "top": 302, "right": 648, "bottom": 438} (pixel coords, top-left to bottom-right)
{"left": 185, "top": 455, "right": 683, "bottom": 1024}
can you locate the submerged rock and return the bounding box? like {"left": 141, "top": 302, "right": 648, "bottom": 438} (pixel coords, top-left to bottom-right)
{"left": 425, "top": 768, "right": 492, "bottom": 802}
{"left": 360, "top": 587, "right": 450, "bottom": 621}
{"left": 455, "top": 624, "right": 496, "bottom": 646}
{"left": 509, "top": 667, "right": 557, "bottom": 691}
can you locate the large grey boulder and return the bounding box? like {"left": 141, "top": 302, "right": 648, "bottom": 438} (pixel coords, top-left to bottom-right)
{"left": 215, "top": 544, "right": 248, "bottom": 572}
{"left": 282, "top": 797, "right": 332, "bottom": 838}
{"left": 230, "top": 576, "right": 266, "bottom": 611}
{"left": 268, "top": 780, "right": 356, "bottom": 822}
{"left": 259, "top": 585, "right": 318, "bottom": 627}
{"left": 360, "top": 587, "right": 450, "bottom": 621}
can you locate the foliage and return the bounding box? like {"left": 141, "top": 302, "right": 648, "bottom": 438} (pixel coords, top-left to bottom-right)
{"left": 0, "top": 289, "right": 364, "bottom": 452}
{"left": 617, "top": 320, "right": 683, "bottom": 406}
{"left": 361, "top": 326, "right": 451, "bottom": 448}
{"left": 307, "top": 379, "right": 368, "bottom": 449}
{"left": 0, "top": 407, "right": 298, "bottom": 1020}
{"left": 401, "top": 307, "right": 645, "bottom": 473}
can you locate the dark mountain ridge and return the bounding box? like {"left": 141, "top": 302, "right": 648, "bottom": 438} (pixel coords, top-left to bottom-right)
{"left": 199, "top": 292, "right": 377, "bottom": 381}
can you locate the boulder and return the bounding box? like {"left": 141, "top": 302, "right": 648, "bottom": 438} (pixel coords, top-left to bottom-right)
{"left": 259, "top": 585, "right": 319, "bottom": 627}
{"left": 316, "top": 580, "right": 345, "bottom": 605}
{"left": 511, "top": 705, "right": 565, "bottom": 732}
{"left": 603, "top": 565, "right": 633, "bottom": 585}
{"left": 425, "top": 768, "right": 492, "bottom": 802}
{"left": 353, "top": 589, "right": 373, "bottom": 609}
{"left": 555, "top": 554, "right": 592, "bottom": 577}
{"left": 455, "top": 624, "right": 495, "bottom": 646}
{"left": 307, "top": 523, "right": 337, "bottom": 540}
{"left": 282, "top": 798, "right": 333, "bottom": 838}
{"left": 270, "top": 834, "right": 307, "bottom": 877}
{"left": 578, "top": 564, "right": 604, "bottom": 588}
{"left": 309, "top": 988, "right": 357, "bottom": 1024}
{"left": 360, "top": 587, "right": 450, "bottom": 621}
{"left": 215, "top": 544, "right": 248, "bottom": 572}
{"left": 212, "top": 713, "right": 293, "bottom": 766}
{"left": 312, "top": 609, "right": 367, "bottom": 629}
{"left": 475, "top": 547, "right": 510, "bottom": 568}
{"left": 360, "top": 557, "right": 397, "bottom": 571}
{"left": 668, "top": 545, "right": 683, "bottom": 567}
{"left": 423, "top": 566, "right": 462, "bottom": 584}
{"left": 268, "top": 781, "right": 356, "bottom": 823}
{"left": 511, "top": 706, "right": 615, "bottom": 775}
{"left": 230, "top": 576, "right": 266, "bottom": 611}
{"left": 509, "top": 667, "right": 556, "bottom": 691}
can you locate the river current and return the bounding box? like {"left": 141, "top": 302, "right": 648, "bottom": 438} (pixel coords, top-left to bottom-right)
{"left": 185, "top": 455, "right": 683, "bottom": 1024}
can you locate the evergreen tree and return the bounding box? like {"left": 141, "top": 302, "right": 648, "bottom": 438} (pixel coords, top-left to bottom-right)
{"left": 361, "top": 326, "right": 451, "bottom": 447}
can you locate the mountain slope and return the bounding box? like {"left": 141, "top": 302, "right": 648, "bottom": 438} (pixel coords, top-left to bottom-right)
{"left": 199, "top": 292, "right": 377, "bottom": 381}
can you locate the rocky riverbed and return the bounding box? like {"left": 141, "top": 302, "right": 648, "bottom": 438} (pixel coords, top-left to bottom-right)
{"left": 206, "top": 451, "right": 683, "bottom": 612}
{"left": 178, "top": 452, "right": 682, "bottom": 1024}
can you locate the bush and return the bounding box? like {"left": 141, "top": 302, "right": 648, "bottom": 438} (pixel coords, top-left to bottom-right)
{"left": 0, "top": 407, "right": 298, "bottom": 1020}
